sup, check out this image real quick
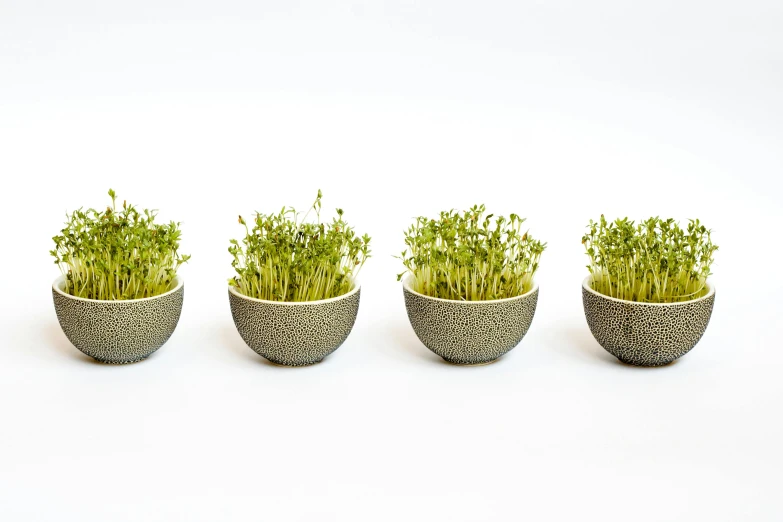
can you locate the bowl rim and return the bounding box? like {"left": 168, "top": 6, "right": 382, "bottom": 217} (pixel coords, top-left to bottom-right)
{"left": 582, "top": 275, "right": 714, "bottom": 306}
{"left": 228, "top": 277, "right": 361, "bottom": 305}
{"left": 52, "top": 274, "right": 184, "bottom": 304}
{"left": 401, "top": 274, "right": 538, "bottom": 304}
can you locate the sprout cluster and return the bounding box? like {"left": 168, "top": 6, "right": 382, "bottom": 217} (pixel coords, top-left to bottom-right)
{"left": 51, "top": 189, "right": 190, "bottom": 300}
{"left": 398, "top": 205, "right": 546, "bottom": 301}
{"left": 229, "top": 191, "right": 371, "bottom": 302}
{"left": 583, "top": 215, "right": 718, "bottom": 303}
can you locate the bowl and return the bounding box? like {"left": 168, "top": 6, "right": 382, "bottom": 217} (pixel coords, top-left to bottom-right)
{"left": 52, "top": 275, "right": 184, "bottom": 364}
{"left": 228, "top": 282, "right": 361, "bottom": 366}
{"left": 402, "top": 275, "right": 539, "bottom": 365}
{"left": 582, "top": 276, "right": 715, "bottom": 366}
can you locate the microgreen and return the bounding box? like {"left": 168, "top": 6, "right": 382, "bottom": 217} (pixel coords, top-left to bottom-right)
{"left": 51, "top": 189, "right": 190, "bottom": 300}
{"left": 228, "top": 190, "right": 371, "bottom": 302}
{"left": 582, "top": 215, "right": 718, "bottom": 303}
{"left": 397, "top": 205, "right": 546, "bottom": 301}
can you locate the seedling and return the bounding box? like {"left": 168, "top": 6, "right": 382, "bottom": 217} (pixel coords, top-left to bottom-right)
{"left": 229, "top": 190, "right": 371, "bottom": 302}
{"left": 398, "top": 205, "right": 546, "bottom": 301}
{"left": 582, "top": 215, "right": 717, "bottom": 303}
{"left": 51, "top": 189, "right": 190, "bottom": 300}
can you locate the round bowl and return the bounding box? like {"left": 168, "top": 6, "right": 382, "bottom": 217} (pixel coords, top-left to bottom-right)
{"left": 228, "top": 283, "right": 361, "bottom": 366}
{"left": 52, "top": 275, "right": 184, "bottom": 364}
{"left": 582, "top": 276, "right": 715, "bottom": 366}
{"left": 402, "top": 275, "right": 539, "bottom": 365}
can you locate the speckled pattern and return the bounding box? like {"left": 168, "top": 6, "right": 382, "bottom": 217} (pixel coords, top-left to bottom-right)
{"left": 582, "top": 278, "right": 715, "bottom": 366}
{"left": 229, "top": 286, "right": 361, "bottom": 366}
{"left": 402, "top": 279, "right": 539, "bottom": 365}
{"left": 52, "top": 276, "right": 184, "bottom": 364}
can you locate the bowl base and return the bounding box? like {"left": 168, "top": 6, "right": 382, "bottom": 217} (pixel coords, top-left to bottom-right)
{"left": 442, "top": 357, "right": 501, "bottom": 367}
{"left": 91, "top": 354, "right": 152, "bottom": 365}
{"left": 616, "top": 357, "right": 678, "bottom": 368}
{"left": 264, "top": 358, "right": 324, "bottom": 368}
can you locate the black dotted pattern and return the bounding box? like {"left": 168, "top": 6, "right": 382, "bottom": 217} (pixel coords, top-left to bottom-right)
{"left": 52, "top": 280, "right": 184, "bottom": 364}
{"left": 402, "top": 284, "right": 539, "bottom": 365}
{"left": 582, "top": 282, "right": 715, "bottom": 366}
{"left": 228, "top": 287, "right": 360, "bottom": 366}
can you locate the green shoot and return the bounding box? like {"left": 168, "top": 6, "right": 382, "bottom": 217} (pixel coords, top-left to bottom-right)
{"left": 398, "top": 205, "right": 546, "bottom": 301}
{"left": 582, "top": 215, "right": 718, "bottom": 303}
{"left": 51, "top": 189, "right": 190, "bottom": 300}
{"left": 229, "top": 191, "right": 371, "bottom": 302}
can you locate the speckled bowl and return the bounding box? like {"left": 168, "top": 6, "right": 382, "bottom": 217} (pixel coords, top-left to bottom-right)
{"left": 52, "top": 275, "right": 184, "bottom": 364}
{"left": 402, "top": 276, "right": 539, "bottom": 365}
{"left": 228, "top": 283, "right": 361, "bottom": 366}
{"left": 582, "top": 276, "right": 715, "bottom": 366}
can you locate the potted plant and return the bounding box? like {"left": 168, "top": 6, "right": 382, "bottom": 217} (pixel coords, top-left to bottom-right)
{"left": 581, "top": 215, "right": 717, "bottom": 366}
{"left": 228, "top": 190, "right": 370, "bottom": 366}
{"left": 51, "top": 189, "right": 189, "bottom": 364}
{"left": 398, "top": 205, "right": 546, "bottom": 365}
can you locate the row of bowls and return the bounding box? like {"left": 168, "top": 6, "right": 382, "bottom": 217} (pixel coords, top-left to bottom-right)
{"left": 52, "top": 275, "right": 715, "bottom": 367}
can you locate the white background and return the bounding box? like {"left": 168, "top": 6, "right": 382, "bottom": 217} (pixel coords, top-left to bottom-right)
{"left": 1, "top": 1, "right": 782, "bottom": 520}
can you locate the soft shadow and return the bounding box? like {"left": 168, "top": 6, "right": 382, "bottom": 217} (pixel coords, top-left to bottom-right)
{"left": 435, "top": 353, "right": 512, "bottom": 369}
{"left": 559, "top": 326, "right": 681, "bottom": 369}
{"left": 218, "top": 325, "right": 266, "bottom": 364}
{"left": 612, "top": 356, "right": 681, "bottom": 370}
{"left": 383, "top": 320, "right": 442, "bottom": 364}
{"left": 217, "top": 325, "right": 329, "bottom": 369}
{"left": 558, "top": 326, "right": 617, "bottom": 365}
{"left": 44, "top": 322, "right": 100, "bottom": 364}
{"left": 380, "top": 320, "right": 518, "bottom": 367}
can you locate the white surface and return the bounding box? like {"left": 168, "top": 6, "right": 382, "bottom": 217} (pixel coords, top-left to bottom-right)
{"left": 1, "top": 1, "right": 782, "bottom": 521}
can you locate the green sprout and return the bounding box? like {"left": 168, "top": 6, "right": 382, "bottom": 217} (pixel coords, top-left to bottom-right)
{"left": 582, "top": 215, "right": 718, "bottom": 303}
{"left": 398, "top": 205, "right": 546, "bottom": 301}
{"left": 229, "top": 190, "right": 371, "bottom": 302}
{"left": 51, "top": 189, "right": 190, "bottom": 300}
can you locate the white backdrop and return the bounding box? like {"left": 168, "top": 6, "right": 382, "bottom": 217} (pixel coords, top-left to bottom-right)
{"left": 1, "top": 1, "right": 782, "bottom": 521}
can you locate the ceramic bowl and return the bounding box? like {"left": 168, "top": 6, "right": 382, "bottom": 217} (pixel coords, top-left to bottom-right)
{"left": 582, "top": 276, "right": 715, "bottom": 366}
{"left": 228, "top": 283, "right": 361, "bottom": 366}
{"left": 402, "top": 275, "right": 539, "bottom": 365}
{"left": 52, "top": 275, "right": 184, "bottom": 364}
